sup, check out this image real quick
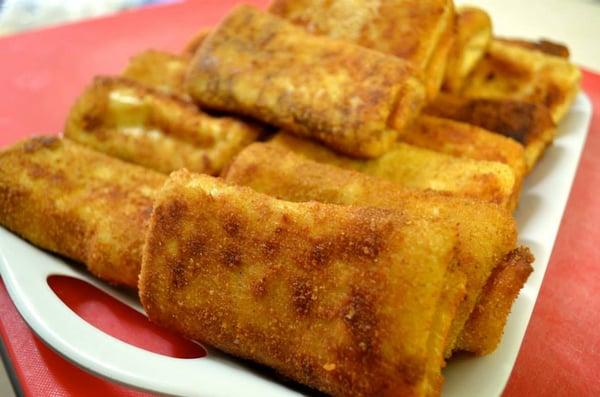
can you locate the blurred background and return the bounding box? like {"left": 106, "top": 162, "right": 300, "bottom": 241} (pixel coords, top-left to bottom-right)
{"left": 0, "top": 0, "right": 598, "bottom": 70}
{"left": 455, "top": 0, "right": 600, "bottom": 72}
{"left": 0, "top": 0, "right": 171, "bottom": 35}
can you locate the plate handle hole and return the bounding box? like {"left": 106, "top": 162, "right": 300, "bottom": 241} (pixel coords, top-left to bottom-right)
{"left": 47, "top": 275, "right": 206, "bottom": 359}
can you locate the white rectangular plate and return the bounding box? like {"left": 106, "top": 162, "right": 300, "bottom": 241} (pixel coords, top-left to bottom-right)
{"left": 0, "top": 92, "right": 593, "bottom": 396}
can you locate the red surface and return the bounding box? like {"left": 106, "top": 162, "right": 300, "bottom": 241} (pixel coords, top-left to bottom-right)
{"left": 0, "top": 279, "right": 147, "bottom": 397}
{"left": 0, "top": 0, "right": 267, "bottom": 145}
{"left": 47, "top": 275, "right": 205, "bottom": 359}
{"left": 503, "top": 71, "right": 600, "bottom": 397}
{"left": 0, "top": 0, "right": 599, "bottom": 395}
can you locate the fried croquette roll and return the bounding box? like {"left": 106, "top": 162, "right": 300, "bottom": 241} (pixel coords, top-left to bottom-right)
{"left": 269, "top": 133, "right": 519, "bottom": 210}
{"left": 456, "top": 247, "right": 533, "bottom": 355}
{"left": 270, "top": 0, "right": 455, "bottom": 100}
{"left": 185, "top": 5, "right": 425, "bottom": 158}
{"left": 140, "top": 169, "right": 466, "bottom": 396}
{"left": 461, "top": 39, "right": 581, "bottom": 123}
{"left": 122, "top": 50, "right": 190, "bottom": 97}
{"left": 64, "top": 77, "right": 261, "bottom": 175}
{"left": 425, "top": 94, "right": 556, "bottom": 170}
{"left": 399, "top": 115, "right": 527, "bottom": 191}
{"left": 0, "top": 136, "right": 165, "bottom": 288}
{"left": 223, "top": 143, "right": 532, "bottom": 355}
{"left": 443, "top": 6, "right": 492, "bottom": 93}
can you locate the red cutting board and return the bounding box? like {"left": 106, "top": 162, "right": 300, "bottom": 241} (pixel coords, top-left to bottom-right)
{"left": 1, "top": 0, "right": 600, "bottom": 396}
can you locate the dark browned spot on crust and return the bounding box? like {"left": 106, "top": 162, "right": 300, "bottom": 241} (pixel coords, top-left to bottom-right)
{"left": 170, "top": 235, "right": 208, "bottom": 289}
{"left": 149, "top": 200, "right": 189, "bottom": 253}
{"left": 180, "top": 234, "right": 207, "bottom": 259}
{"left": 140, "top": 205, "right": 154, "bottom": 220}
{"left": 171, "top": 259, "right": 188, "bottom": 288}
{"left": 221, "top": 246, "right": 242, "bottom": 268}
{"left": 82, "top": 112, "right": 104, "bottom": 131}
{"left": 296, "top": 354, "right": 319, "bottom": 385}
{"left": 426, "top": 96, "right": 554, "bottom": 145}
{"left": 341, "top": 289, "right": 378, "bottom": 357}
{"left": 291, "top": 279, "right": 314, "bottom": 316}
{"left": 261, "top": 239, "right": 280, "bottom": 260}
{"left": 472, "top": 173, "right": 502, "bottom": 205}
{"left": 167, "top": 199, "right": 188, "bottom": 219}
{"left": 395, "top": 356, "right": 426, "bottom": 386}
{"left": 348, "top": 233, "right": 383, "bottom": 260}
{"left": 22, "top": 136, "right": 60, "bottom": 153}
{"left": 498, "top": 38, "right": 570, "bottom": 58}
{"left": 281, "top": 213, "right": 292, "bottom": 225}
{"left": 223, "top": 214, "right": 241, "bottom": 236}
{"left": 544, "top": 84, "right": 564, "bottom": 109}
{"left": 24, "top": 162, "right": 66, "bottom": 183}
{"left": 536, "top": 40, "right": 570, "bottom": 57}
{"left": 293, "top": 212, "right": 388, "bottom": 270}
{"left": 342, "top": 210, "right": 389, "bottom": 261}
{"left": 294, "top": 238, "right": 335, "bottom": 270}
{"left": 466, "top": 99, "right": 535, "bottom": 144}
{"left": 488, "top": 56, "right": 531, "bottom": 79}
{"left": 251, "top": 277, "right": 268, "bottom": 298}
{"left": 309, "top": 239, "right": 334, "bottom": 267}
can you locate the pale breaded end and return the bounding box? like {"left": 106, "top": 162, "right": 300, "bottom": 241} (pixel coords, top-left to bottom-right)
{"left": 425, "top": 94, "right": 557, "bottom": 171}
{"left": 443, "top": 6, "right": 492, "bottom": 93}
{"left": 457, "top": 247, "right": 534, "bottom": 355}
{"left": 497, "top": 37, "right": 570, "bottom": 59}
{"left": 0, "top": 136, "right": 165, "bottom": 288}
{"left": 269, "top": 133, "right": 518, "bottom": 210}
{"left": 223, "top": 142, "right": 520, "bottom": 355}
{"left": 181, "top": 29, "right": 211, "bottom": 57}
{"left": 64, "top": 76, "right": 261, "bottom": 175}
{"left": 270, "top": 0, "right": 454, "bottom": 99}
{"left": 422, "top": 10, "right": 455, "bottom": 100}
{"left": 122, "top": 50, "right": 190, "bottom": 97}
{"left": 140, "top": 169, "right": 462, "bottom": 396}
{"left": 186, "top": 5, "right": 425, "bottom": 158}
{"left": 425, "top": 269, "right": 467, "bottom": 395}
{"left": 400, "top": 115, "right": 527, "bottom": 196}
{"left": 461, "top": 39, "right": 581, "bottom": 123}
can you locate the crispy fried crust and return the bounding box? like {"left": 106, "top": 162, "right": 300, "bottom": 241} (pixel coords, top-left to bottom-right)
{"left": 122, "top": 50, "right": 190, "bottom": 97}
{"left": 443, "top": 6, "right": 492, "bottom": 93}
{"left": 140, "top": 170, "right": 464, "bottom": 396}
{"left": 185, "top": 5, "right": 425, "bottom": 158}
{"left": 456, "top": 247, "right": 534, "bottom": 354}
{"left": 425, "top": 94, "right": 556, "bottom": 170}
{"left": 423, "top": 15, "right": 455, "bottom": 100}
{"left": 270, "top": 0, "right": 455, "bottom": 99}
{"left": 0, "top": 136, "right": 165, "bottom": 288}
{"left": 269, "top": 133, "right": 518, "bottom": 210}
{"left": 497, "top": 38, "right": 570, "bottom": 59}
{"left": 223, "top": 143, "right": 522, "bottom": 355}
{"left": 461, "top": 39, "right": 581, "bottom": 123}
{"left": 64, "top": 77, "right": 261, "bottom": 175}
{"left": 400, "top": 115, "right": 526, "bottom": 201}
